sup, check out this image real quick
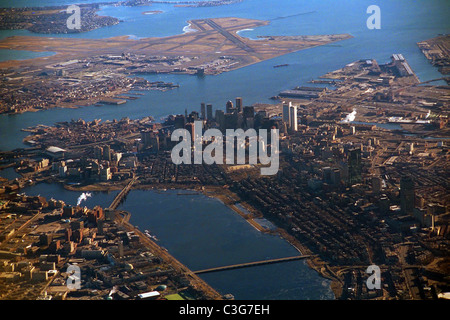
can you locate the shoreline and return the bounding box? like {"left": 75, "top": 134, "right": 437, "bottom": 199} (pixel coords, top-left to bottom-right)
{"left": 63, "top": 180, "right": 343, "bottom": 299}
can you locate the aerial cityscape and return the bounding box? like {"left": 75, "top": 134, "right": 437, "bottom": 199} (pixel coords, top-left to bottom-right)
{"left": 0, "top": 0, "right": 448, "bottom": 307}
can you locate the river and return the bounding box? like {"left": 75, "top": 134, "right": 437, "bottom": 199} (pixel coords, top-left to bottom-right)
{"left": 18, "top": 182, "right": 334, "bottom": 300}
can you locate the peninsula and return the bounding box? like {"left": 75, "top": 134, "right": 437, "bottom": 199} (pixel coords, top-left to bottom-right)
{"left": 0, "top": 17, "right": 352, "bottom": 114}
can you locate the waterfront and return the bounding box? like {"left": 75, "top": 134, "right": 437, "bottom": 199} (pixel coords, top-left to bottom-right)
{"left": 19, "top": 182, "right": 334, "bottom": 300}
{"left": 1, "top": 0, "right": 449, "bottom": 151}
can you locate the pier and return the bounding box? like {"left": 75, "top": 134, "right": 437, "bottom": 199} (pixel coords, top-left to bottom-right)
{"left": 193, "top": 255, "right": 314, "bottom": 274}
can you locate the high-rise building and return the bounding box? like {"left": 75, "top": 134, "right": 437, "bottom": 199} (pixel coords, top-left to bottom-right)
{"left": 235, "top": 97, "right": 243, "bottom": 113}
{"left": 150, "top": 135, "right": 159, "bottom": 151}
{"left": 400, "top": 175, "right": 415, "bottom": 215}
{"left": 289, "top": 104, "right": 298, "bottom": 132}
{"left": 348, "top": 148, "right": 362, "bottom": 184}
{"left": 331, "top": 168, "right": 341, "bottom": 186}
{"left": 226, "top": 100, "right": 234, "bottom": 114}
{"left": 174, "top": 115, "right": 186, "bottom": 129}
{"left": 188, "top": 111, "right": 199, "bottom": 123}
{"left": 206, "top": 104, "right": 213, "bottom": 121}
{"left": 103, "top": 145, "right": 111, "bottom": 161}
{"left": 282, "top": 102, "right": 291, "bottom": 124}
{"left": 282, "top": 102, "right": 297, "bottom": 132}
{"left": 215, "top": 110, "right": 225, "bottom": 131}
{"left": 184, "top": 122, "right": 195, "bottom": 142}
{"left": 243, "top": 106, "right": 254, "bottom": 128}
{"left": 243, "top": 106, "right": 254, "bottom": 119}
{"left": 224, "top": 113, "right": 238, "bottom": 130}
{"left": 141, "top": 130, "right": 152, "bottom": 148}
{"left": 201, "top": 102, "right": 206, "bottom": 120}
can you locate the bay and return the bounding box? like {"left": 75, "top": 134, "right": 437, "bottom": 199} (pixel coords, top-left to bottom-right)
{"left": 1, "top": 0, "right": 449, "bottom": 151}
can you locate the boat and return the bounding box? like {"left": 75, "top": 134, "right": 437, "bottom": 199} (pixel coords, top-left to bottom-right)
{"left": 273, "top": 64, "right": 289, "bottom": 68}
{"left": 144, "top": 230, "right": 159, "bottom": 241}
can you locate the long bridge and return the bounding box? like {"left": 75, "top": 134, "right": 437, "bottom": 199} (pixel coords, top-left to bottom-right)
{"left": 108, "top": 176, "right": 138, "bottom": 210}
{"left": 193, "top": 255, "right": 314, "bottom": 274}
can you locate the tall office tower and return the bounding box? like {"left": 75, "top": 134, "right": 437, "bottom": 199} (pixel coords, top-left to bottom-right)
{"left": 215, "top": 110, "right": 225, "bottom": 132}
{"left": 235, "top": 97, "right": 243, "bottom": 113}
{"left": 188, "top": 111, "right": 199, "bottom": 123}
{"left": 348, "top": 148, "right": 362, "bottom": 185}
{"left": 184, "top": 122, "right": 195, "bottom": 142}
{"left": 174, "top": 114, "right": 186, "bottom": 129}
{"left": 200, "top": 102, "right": 206, "bottom": 120}
{"left": 282, "top": 102, "right": 291, "bottom": 124}
{"left": 331, "top": 168, "right": 341, "bottom": 186}
{"left": 150, "top": 135, "right": 160, "bottom": 151}
{"left": 226, "top": 100, "right": 234, "bottom": 114}
{"left": 243, "top": 106, "right": 255, "bottom": 128}
{"left": 141, "top": 130, "right": 151, "bottom": 148}
{"left": 289, "top": 104, "right": 298, "bottom": 132}
{"left": 224, "top": 113, "right": 238, "bottom": 130}
{"left": 207, "top": 104, "right": 213, "bottom": 121}
{"left": 400, "top": 175, "right": 415, "bottom": 215}
{"left": 243, "top": 106, "right": 254, "bottom": 119}
{"left": 103, "top": 145, "right": 111, "bottom": 161}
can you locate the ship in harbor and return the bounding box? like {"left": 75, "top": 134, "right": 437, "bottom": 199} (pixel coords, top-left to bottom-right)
{"left": 144, "top": 229, "right": 159, "bottom": 241}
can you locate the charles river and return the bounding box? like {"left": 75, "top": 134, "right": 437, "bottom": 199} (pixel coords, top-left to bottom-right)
{"left": 0, "top": 0, "right": 449, "bottom": 299}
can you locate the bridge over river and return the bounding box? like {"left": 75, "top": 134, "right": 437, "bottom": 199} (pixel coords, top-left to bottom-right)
{"left": 193, "top": 255, "right": 314, "bottom": 274}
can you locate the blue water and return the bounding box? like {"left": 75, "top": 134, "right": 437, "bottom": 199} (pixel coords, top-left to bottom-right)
{"left": 0, "top": 49, "right": 55, "bottom": 62}
{"left": 20, "top": 183, "right": 334, "bottom": 299}
{"left": 0, "top": 166, "right": 21, "bottom": 180}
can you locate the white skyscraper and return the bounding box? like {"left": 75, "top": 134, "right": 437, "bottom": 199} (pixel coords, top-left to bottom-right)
{"left": 289, "top": 104, "right": 298, "bottom": 131}
{"left": 282, "top": 102, "right": 298, "bottom": 131}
